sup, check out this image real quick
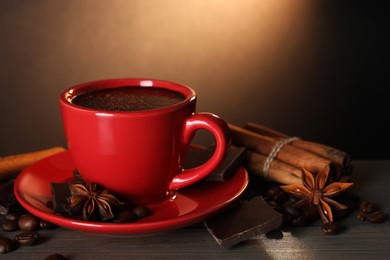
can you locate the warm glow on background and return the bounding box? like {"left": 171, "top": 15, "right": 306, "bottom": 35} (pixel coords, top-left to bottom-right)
{"left": 0, "top": 0, "right": 388, "bottom": 158}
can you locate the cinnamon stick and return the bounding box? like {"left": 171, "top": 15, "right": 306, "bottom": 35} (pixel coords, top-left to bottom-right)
{"left": 246, "top": 151, "right": 302, "bottom": 178}
{"left": 245, "top": 151, "right": 302, "bottom": 184}
{"left": 228, "top": 124, "right": 333, "bottom": 174}
{"left": 244, "top": 122, "right": 351, "bottom": 171}
{"left": 0, "top": 146, "right": 66, "bottom": 181}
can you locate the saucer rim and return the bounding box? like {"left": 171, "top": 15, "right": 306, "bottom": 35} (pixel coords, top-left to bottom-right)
{"left": 14, "top": 151, "right": 249, "bottom": 235}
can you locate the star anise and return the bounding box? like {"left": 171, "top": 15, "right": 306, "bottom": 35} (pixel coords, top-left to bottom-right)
{"left": 280, "top": 165, "right": 353, "bottom": 223}
{"left": 68, "top": 183, "right": 125, "bottom": 221}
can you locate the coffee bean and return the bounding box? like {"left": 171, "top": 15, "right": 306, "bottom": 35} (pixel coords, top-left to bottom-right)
{"left": 265, "top": 229, "right": 284, "bottom": 239}
{"left": 367, "top": 211, "right": 388, "bottom": 224}
{"left": 281, "top": 213, "right": 293, "bottom": 228}
{"left": 14, "top": 231, "right": 40, "bottom": 246}
{"left": 3, "top": 211, "right": 19, "bottom": 221}
{"left": 266, "top": 200, "right": 280, "bottom": 209}
{"left": 282, "top": 203, "right": 301, "bottom": 218}
{"left": 114, "top": 210, "right": 137, "bottom": 223}
{"left": 1, "top": 219, "right": 19, "bottom": 232}
{"left": 301, "top": 206, "right": 319, "bottom": 222}
{"left": 273, "top": 192, "right": 288, "bottom": 204}
{"left": 39, "top": 219, "right": 58, "bottom": 229}
{"left": 133, "top": 205, "right": 152, "bottom": 218}
{"left": 360, "top": 201, "right": 378, "bottom": 214}
{"left": 265, "top": 186, "right": 282, "bottom": 199}
{"left": 0, "top": 237, "right": 14, "bottom": 254}
{"left": 357, "top": 211, "right": 367, "bottom": 221}
{"left": 321, "top": 221, "right": 342, "bottom": 235}
{"left": 18, "top": 214, "right": 40, "bottom": 231}
{"left": 45, "top": 253, "right": 66, "bottom": 260}
{"left": 291, "top": 215, "right": 308, "bottom": 227}
{"left": 287, "top": 195, "right": 300, "bottom": 204}
{"left": 46, "top": 200, "right": 53, "bottom": 209}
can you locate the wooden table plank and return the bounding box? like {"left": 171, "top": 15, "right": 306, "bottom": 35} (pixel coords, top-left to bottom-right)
{"left": 1, "top": 160, "right": 389, "bottom": 259}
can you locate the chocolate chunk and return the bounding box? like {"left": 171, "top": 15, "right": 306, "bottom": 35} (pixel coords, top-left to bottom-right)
{"left": 50, "top": 183, "right": 71, "bottom": 213}
{"left": 72, "top": 169, "right": 86, "bottom": 184}
{"left": 0, "top": 181, "right": 18, "bottom": 215}
{"left": 184, "top": 145, "right": 246, "bottom": 181}
{"left": 204, "top": 196, "right": 283, "bottom": 248}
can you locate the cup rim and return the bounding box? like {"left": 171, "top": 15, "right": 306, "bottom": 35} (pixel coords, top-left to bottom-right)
{"left": 59, "top": 78, "right": 196, "bottom": 115}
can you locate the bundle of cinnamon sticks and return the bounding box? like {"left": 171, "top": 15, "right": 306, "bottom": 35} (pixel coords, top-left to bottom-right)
{"left": 229, "top": 122, "right": 352, "bottom": 185}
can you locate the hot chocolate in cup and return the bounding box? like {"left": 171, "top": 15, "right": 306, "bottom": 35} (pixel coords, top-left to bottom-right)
{"left": 59, "top": 78, "right": 230, "bottom": 205}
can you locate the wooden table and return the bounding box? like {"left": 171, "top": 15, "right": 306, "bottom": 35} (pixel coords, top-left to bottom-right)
{"left": 2, "top": 160, "right": 390, "bottom": 259}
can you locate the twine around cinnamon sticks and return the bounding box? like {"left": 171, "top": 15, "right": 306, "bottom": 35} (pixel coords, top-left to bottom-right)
{"left": 229, "top": 122, "right": 352, "bottom": 185}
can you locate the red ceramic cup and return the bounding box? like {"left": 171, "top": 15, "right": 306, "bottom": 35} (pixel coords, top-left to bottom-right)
{"left": 59, "top": 78, "right": 230, "bottom": 205}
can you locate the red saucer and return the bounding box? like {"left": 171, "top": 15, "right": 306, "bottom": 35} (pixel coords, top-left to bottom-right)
{"left": 14, "top": 151, "right": 249, "bottom": 235}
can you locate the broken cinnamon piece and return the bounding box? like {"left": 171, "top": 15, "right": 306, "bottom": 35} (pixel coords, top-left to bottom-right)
{"left": 204, "top": 196, "right": 283, "bottom": 248}
{"left": 0, "top": 147, "right": 66, "bottom": 181}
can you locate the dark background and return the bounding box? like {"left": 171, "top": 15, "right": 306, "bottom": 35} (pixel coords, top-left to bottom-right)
{"left": 1, "top": 0, "right": 389, "bottom": 159}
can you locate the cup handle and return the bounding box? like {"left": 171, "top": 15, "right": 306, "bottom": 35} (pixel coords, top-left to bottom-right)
{"left": 168, "top": 112, "right": 231, "bottom": 190}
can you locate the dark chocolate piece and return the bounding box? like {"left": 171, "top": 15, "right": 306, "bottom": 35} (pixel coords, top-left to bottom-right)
{"left": 184, "top": 146, "right": 246, "bottom": 181}
{"left": 204, "top": 196, "right": 283, "bottom": 248}
{"left": 0, "top": 181, "right": 18, "bottom": 215}
{"left": 72, "top": 169, "right": 86, "bottom": 184}
{"left": 50, "top": 183, "right": 71, "bottom": 213}
{"left": 183, "top": 146, "right": 214, "bottom": 169}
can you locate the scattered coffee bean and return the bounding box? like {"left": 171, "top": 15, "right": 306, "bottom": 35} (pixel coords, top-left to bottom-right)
{"left": 321, "top": 222, "right": 342, "bottom": 235}
{"left": 3, "top": 211, "right": 20, "bottom": 221}
{"left": 45, "top": 253, "right": 66, "bottom": 260}
{"left": 1, "top": 219, "right": 19, "bottom": 232}
{"left": 282, "top": 203, "right": 301, "bottom": 218}
{"left": 14, "top": 231, "right": 40, "bottom": 246}
{"left": 265, "top": 186, "right": 282, "bottom": 199}
{"left": 114, "top": 209, "right": 137, "bottom": 223}
{"left": 18, "top": 214, "right": 40, "bottom": 231}
{"left": 265, "top": 229, "right": 284, "bottom": 239}
{"left": 357, "top": 200, "right": 388, "bottom": 224}
{"left": 357, "top": 211, "right": 367, "bottom": 221}
{"left": 133, "top": 205, "right": 152, "bottom": 218}
{"left": 262, "top": 183, "right": 365, "bottom": 236}
{"left": 39, "top": 219, "right": 58, "bottom": 229}
{"left": 287, "top": 195, "right": 300, "bottom": 204}
{"left": 266, "top": 200, "right": 281, "bottom": 210}
{"left": 46, "top": 200, "right": 53, "bottom": 209}
{"left": 291, "top": 215, "right": 308, "bottom": 227}
{"left": 360, "top": 201, "right": 378, "bottom": 214}
{"left": 273, "top": 192, "right": 288, "bottom": 204}
{"left": 0, "top": 237, "right": 14, "bottom": 254}
{"left": 367, "top": 211, "right": 388, "bottom": 224}
{"left": 301, "top": 206, "right": 319, "bottom": 222}
{"left": 280, "top": 213, "right": 292, "bottom": 228}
